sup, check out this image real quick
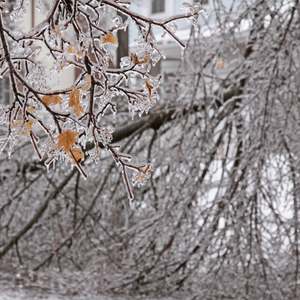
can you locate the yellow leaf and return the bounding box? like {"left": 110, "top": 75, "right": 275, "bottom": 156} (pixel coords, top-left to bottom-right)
{"left": 55, "top": 25, "right": 62, "bottom": 37}
{"left": 69, "top": 87, "right": 80, "bottom": 106}
{"left": 77, "top": 49, "right": 83, "bottom": 57}
{"left": 145, "top": 81, "right": 153, "bottom": 90}
{"left": 12, "top": 120, "right": 22, "bottom": 127}
{"left": 42, "top": 94, "right": 62, "bottom": 106}
{"left": 143, "top": 57, "right": 150, "bottom": 63}
{"left": 27, "top": 106, "right": 35, "bottom": 112}
{"left": 131, "top": 53, "right": 150, "bottom": 65}
{"left": 144, "top": 165, "right": 150, "bottom": 173}
{"left": 101, "top": 33, "right": 118, "bottom": 45}
{"left": 68, "top": 44, "right": 76, "bottom": 54}
{"left": 68, "top": 45, "right": 83, "bottom": 57}
{"left": 86, "top": 75, "right": 91, "bottom": 85}
{"left": 131, "top": 53, "right": 139, "bottom": 64}
{"left": 138, "top": 174, "right": 144, "bottom": 180}
{"left": 69, "top": 87, "right": 84, "bottom": 117}
{"left": 57, "top": 130, "right": 79, "bottom": 153}
{"left": 145, "top": 81, "right": 153, "bottom": 101}
{"left": 217, "top": 58, "right": 223, "bottom": 69}
{"left": 12, "top": 119, "right": 36, "bottom": 136}
{"left": 23, "top": 119, "right": 36, "bottom": 135}
{"left": 82, "top": 75, "right": 91, "bottom": 92}
{"left": 70, "top": 149, "right": 84, "bottom": 165}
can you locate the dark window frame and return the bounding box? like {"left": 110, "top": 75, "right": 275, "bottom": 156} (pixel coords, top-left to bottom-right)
{"left": 195, "top": 0, "right": 209, "bottom": 5}
{"left": 0, "top": 76, "right": 12, "bottom": 105}
{"left": 152, "top": 0, "right": 165, "bottom": 14}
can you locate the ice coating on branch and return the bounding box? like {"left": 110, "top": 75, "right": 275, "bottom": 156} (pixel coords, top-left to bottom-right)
{"left": 132, "top": 164, "right": 154, "bottom": 188}
{"left": 180, "top": 1, "right": 206, "bottom": 24}
{"left": 0, "top": 61, "right": 8, "bottom": 78}
{"left": 111, "top": 16, "right": 130, "bottom": 33}
{"left": 35, "top": 0, "right": 42, "bottom": 11}
{"left": 27, "top": 63, "right": 48, "bottom": 91}
{"left": 115, "top": 1, "right": 131, "bottom": 8}
{"left": 97, "top": 126, "right": 114, "bottom": 145}
{"left": 50, "top": 54, "right": 68, "bottom": 76}
{"left": 87, "top": 144, "right": 102, "bottom": 164}
{"left": 123, "top": 169, "right": 134, "bottom": 200}
{"left": 0, "top": 0, "right": 198, "bottom": 199}
{"left": 128, "top": 74, "right": 162, "bottom": 115}
{"left": 10, "top": 0, "right": 28, "bottom": 22}
{"left": 12, "top": 30, "right": 22, "bottom": 38}
{"left": 112, "top": 15, "right": 122, "bottom": 27}
{"left": 120, "top": 56, "right": 131, "bottom": 68}
{"left": 166, "top": 22, "right": 178, "bottom": 34}
{"left": 48, "top": 26, "right": 62, "bottom": 46}
{"left": 10, "top": 41, "right": 22, "bottom": 55}
{"left": 79, "top": 32, "right": 92, "bottom": 51}
{"left": 0, "top": 106, "right": 6, "bottom": 125}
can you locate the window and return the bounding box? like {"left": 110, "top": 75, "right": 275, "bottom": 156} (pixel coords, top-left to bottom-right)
{"left": 195, "top": 0, "right": 209, "bottom": 5}
{"left": 0, "top": 76, "right": 12, "bottom": 105}
{"left": 152, "top": 0, "right": 165, "bottom": 14}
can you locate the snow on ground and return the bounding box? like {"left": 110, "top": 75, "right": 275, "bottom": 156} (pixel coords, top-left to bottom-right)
{"left": 0, "top": 287, "right": 175, "bottom": 300}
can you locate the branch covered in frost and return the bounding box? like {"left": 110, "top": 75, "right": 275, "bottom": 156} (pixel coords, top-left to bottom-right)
{"left": 0, "top": 0, "right": 203, "bottom": 199}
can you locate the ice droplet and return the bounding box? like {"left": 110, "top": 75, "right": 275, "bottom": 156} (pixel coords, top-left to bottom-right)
{"left": 35, "top": 0, "right": 42, "bottom": 11}
{"left": 122, "top": 170, "right": 134, "bottom": 200}
{"left": 181, "top": 47, "right": 185, "bottom": 58}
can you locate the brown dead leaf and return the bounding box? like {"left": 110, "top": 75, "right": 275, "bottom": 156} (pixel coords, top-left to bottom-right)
{"left": 217, "top": 58, "right": 224, "bottom": 69}
{"left": 131, "top": 53, "right": 150, "bottom": 65}
{"left": 0, "top": 2, "right": 8, "bottom": 13}
{"left": 145, "top": 81, "right": 153, "bottom": 90}
{"left": 77, "top": 49, "right": 83, "bottom": 57}
{"left": 27, "top": 106, "right": 35, "bottom": 112}
{"left": 144, "top": 165, "right": 150, "bottom": 173}
{"left": 57, "top": 130, "right": 79, "bottom": 153}
{"left": 22, "top": 119, "right": 37, "bottom": 136}
{"left": 69, "top": 87, "right": 84, "bottom": 117}
{"left": 131, "top": 53, "right": 139, "bottom": 64}
{"left": 145, "top": 81, "right": 153, "bottom": 101}
{"left": 55, "top": 25, "right": 62, "bottom": 37}
{"left": 12, "top": 119, "right": 36, "bottom": 136}
{"left": 143, "top": 56, "right": 150, "bottom": 63}
{"left": 68, "top": 44, "right": 83, "bottom": 57}
{"left": 82, "top": 75, "right": 91, "bottom": 92}
{"left": 42, "top": 94, "right": 62, "bottom": 106}
{"left": 70, "top": 149, "right": 84, "bottom": 165}
{"left": 68, "top": 44, "right": 76, "bottom": 54}
{"left": 12, "top": 120, "right": 22, "bottom": 127}
{"left": 101, "top": 33, "right": 118, "bottom": 45}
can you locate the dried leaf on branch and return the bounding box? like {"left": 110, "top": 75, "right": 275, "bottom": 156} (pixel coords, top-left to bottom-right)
{"left": 70, "top": 148, "right": 84, "bottom": 164}
{"left": 101, "top": 32, "right": 118, "bottom": 45}
{"left": 57, "top": 130, "right": 79, "bottom": 153}
{"left": 69, "top": 87, "right": 84, "bottom": 117}
{"left": 42, "top": 94, "right": 62, "bottom": 106}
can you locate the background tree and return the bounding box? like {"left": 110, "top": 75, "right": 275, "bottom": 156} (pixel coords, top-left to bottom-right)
{"left": 0, "top": 0, "right": 299, "bottom": 299}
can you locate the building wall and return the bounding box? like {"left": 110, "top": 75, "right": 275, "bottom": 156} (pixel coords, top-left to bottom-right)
{"left": 129, "top": 0, "right": 244, "bottom": 75}
{"left": 2, "top": 0, "right": 75, "bottom": 99}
